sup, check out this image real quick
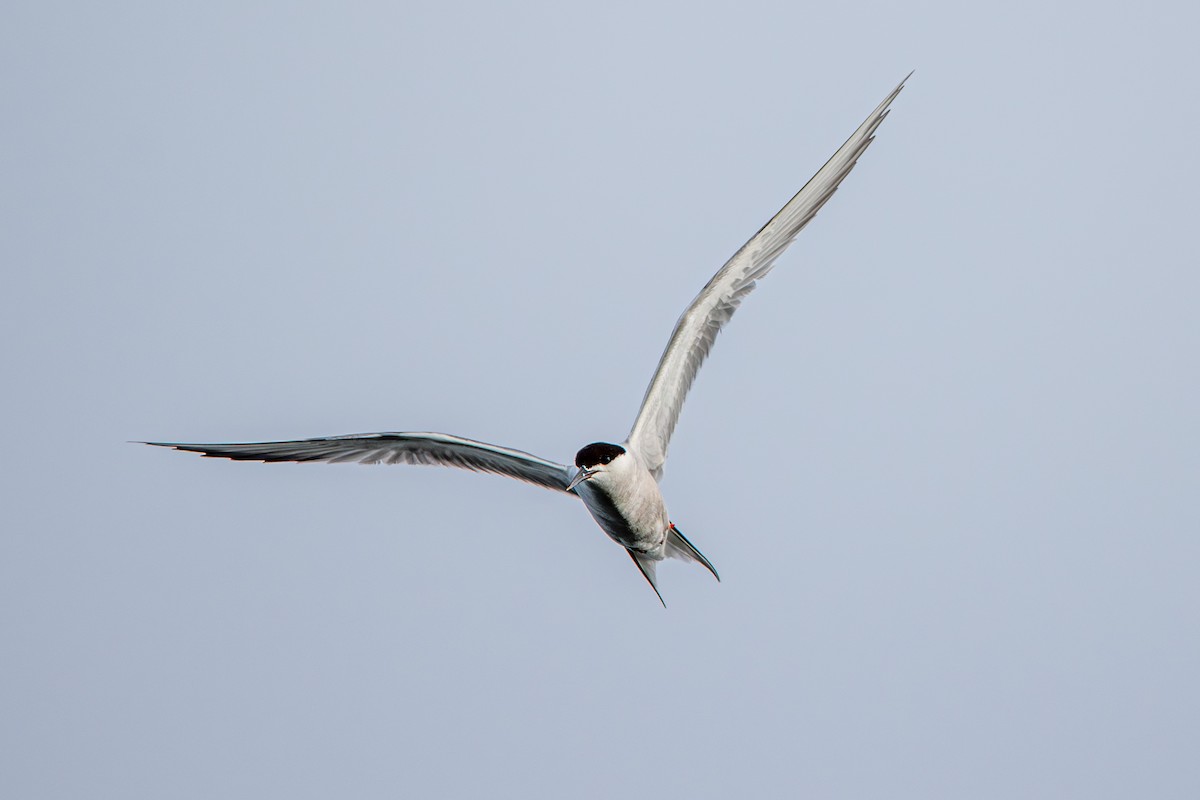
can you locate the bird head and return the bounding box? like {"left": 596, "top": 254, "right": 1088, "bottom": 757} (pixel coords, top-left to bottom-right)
{"left": 566, "top": 442, "right": 627, "bottom": 491}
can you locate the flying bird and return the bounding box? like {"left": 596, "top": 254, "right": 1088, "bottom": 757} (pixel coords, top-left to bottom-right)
{"left": 146, "top": 75, "right": 909, "bottom": 604}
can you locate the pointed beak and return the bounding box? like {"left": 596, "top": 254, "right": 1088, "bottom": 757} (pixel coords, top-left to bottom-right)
{"left": 566, "top": 467, "right": 593, "bottom": 493}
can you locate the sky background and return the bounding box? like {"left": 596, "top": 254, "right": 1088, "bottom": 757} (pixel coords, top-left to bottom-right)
{"left": 3, "top": 1, "right": 1198, "bottom": 797}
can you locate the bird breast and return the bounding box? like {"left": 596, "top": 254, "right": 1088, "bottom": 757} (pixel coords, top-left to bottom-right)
{"left": 577, "top": 462, "right": 668, "bottom": 554}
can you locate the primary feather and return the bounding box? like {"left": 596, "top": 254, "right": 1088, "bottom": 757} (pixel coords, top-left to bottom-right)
{"left": 626, "top": 74, "right": 910, "bottom": 480}
{"left": 142, "top": 432, "right": 576, "bottom": 493}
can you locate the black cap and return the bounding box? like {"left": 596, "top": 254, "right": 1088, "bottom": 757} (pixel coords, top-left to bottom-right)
{"left": 574, "top": 442, "right": 626, "bottom": 468}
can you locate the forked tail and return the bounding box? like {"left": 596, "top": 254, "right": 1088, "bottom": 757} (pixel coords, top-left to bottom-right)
{"left": 627, "top": 524, "right": 719, "bottom": 607}
{"left": 627, "top": 551, "right": 666, "bottom": 607}
{"left": 666, "top": 523, "right": 720, "bottom": 582}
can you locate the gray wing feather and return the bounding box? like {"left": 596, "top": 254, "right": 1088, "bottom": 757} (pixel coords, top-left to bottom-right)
{"left": 143, "top": 432, "right": 576, "bottom": 493}
{"left": 626, "top": 74, "right": 910, "bottom": 480}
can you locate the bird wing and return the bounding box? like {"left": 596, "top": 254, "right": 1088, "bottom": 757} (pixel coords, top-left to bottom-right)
{"left": 143, "top": 432, "right": 577, "bottom": 493}
{"left": 625, "top": 74, "right": 909, "bottom": 480}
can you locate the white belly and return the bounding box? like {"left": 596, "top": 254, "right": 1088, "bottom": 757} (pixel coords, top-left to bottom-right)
{"left": 576, "top": 469, "right": 669, "bottom": 555}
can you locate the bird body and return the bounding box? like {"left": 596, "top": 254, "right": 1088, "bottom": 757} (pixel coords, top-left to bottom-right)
{"left": 570, "top": 445, "right": 683, "bottom": 604}
{"left": 573, "top": 446, "right": 667, "bottom": 556}
{"left": 145, "top": 75, "right": 910, "bottom": 604}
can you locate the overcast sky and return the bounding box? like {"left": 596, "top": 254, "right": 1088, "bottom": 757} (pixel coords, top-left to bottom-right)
{"left": 3, "top": 1, "right": 1198, "bottom": 798}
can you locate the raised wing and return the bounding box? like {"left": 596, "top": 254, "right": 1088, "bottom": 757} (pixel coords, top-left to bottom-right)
{"left": 626, "top": 74, "right": 909, "bottom": 479}
{"left": 143, "top": 431, "right": 576, "bottom": 493}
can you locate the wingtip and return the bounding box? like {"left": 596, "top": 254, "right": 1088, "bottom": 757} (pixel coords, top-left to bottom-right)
{"left": 888, "top": 71, "right": 913, "bottom": 101}
{"left": 891, "top": 71, "right": 914, "bottom": 100}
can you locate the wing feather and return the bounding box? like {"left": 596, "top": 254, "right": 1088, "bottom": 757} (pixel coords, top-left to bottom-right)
{"left": 143, "top": 432, "right": 576, "bottom": 493}
{"left": 626, "top": 74, "right": 910, "bottom": 479}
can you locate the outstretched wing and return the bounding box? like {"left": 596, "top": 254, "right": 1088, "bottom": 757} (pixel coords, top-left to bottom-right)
{"left": 143, "top": 431, "right": 576, "bottom": 493}
{"left": 626, "top": 74, "right": 910, "bottom": 480}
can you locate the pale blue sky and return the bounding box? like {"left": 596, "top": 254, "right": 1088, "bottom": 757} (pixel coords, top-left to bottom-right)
{"left": 2, "top": 1, "right": 1198, "bottom": 797}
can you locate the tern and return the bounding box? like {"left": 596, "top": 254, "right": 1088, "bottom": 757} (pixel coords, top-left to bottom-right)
{"left": 146, "top": 75, "right": 908, "bottom": 604}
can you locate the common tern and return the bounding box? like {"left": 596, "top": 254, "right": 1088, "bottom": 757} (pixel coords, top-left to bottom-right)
{"left": 146, "top": 75, "right": 909, "bottom": 604}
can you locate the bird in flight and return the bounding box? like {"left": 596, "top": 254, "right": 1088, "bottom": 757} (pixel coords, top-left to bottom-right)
{"left": 146, "top": 75, "right": 909, "bottom": 605}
